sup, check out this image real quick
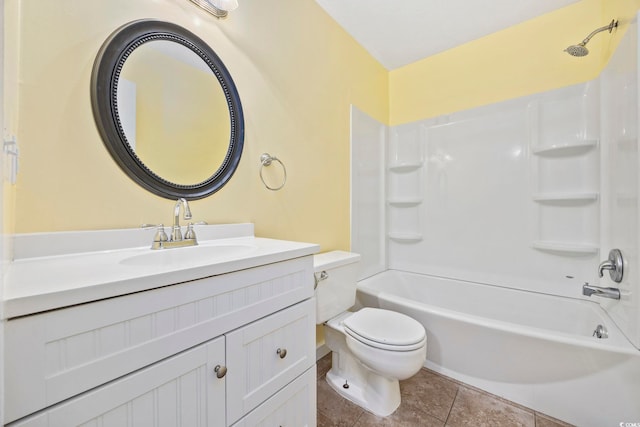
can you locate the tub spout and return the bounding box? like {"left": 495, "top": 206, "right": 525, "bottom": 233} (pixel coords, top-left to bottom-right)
{"left": 582, "top": 283, "right": 620, "bottom": 300}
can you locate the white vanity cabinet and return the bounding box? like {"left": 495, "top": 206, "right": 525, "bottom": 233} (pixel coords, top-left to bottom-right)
{"left": 5, "top": 255, "right": 317, "bottom": 427}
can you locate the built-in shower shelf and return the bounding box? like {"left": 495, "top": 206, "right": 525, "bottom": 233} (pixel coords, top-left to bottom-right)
{"left": 388, "top": 162, "right": 423, "bottom": 172}
{"left": 532, "top": 192, "right": 599, "bottom": 203}
{"left": 388, "top": 232, "right": 423, "bottom": 242}
{"left": 388, "top": 198, "right": 422, "bottom": 207}
{"left": 532, "top": 139, "right": 598, "bottom": 156}
{"left": 532, "top": 240, "right": 599, "bottom": 255}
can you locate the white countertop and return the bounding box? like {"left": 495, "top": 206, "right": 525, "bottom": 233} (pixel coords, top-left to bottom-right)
{"left": 5, "top": 224, "right": 319, "bottom": 319}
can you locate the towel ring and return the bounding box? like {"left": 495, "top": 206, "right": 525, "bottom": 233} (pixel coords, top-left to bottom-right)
{"left": 259, "top": 153, "right": 287, "bottom": 191}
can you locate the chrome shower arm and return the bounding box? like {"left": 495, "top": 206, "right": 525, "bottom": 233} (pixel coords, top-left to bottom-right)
{"left": 581, "top": 19, "right": 618, "bottom": 45}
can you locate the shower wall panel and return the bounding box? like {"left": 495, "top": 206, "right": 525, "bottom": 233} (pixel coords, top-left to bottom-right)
{"left": 350, "top": 106, "right": 386, "bottom": 279}
{"left": 599, "top": 16, "right": 640, "bottom": 348}
{"left": 388, "top": 83, "right": 602, "bottom": 298}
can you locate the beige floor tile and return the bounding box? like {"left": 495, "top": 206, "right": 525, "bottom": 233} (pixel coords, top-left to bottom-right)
{"left": 354, "top": 407, "right": 445, "bottom": 427}
{"left": 317, "top": 353, "right": 332, "bottom": 379}
{"left": 315, "top": 358, "right": 572, "bottom": 427}
{"left": 535, "top": 413, "right": 575, "bottom": 427}
{"left": 446, "top": 386, "right": 535, "bottom": 427}
{"left": 400, "top": 368, "right": 459, "bottom": 422}
{"left": 317, "top": 375, "right": 365, "bottom": 426}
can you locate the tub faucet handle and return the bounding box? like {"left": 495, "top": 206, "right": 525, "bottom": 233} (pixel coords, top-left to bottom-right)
{"left": 598, "top": 249, "right": 624, "bottom": 283}
{"left": 598, "top": 260, "right": 615, "bottom": 277}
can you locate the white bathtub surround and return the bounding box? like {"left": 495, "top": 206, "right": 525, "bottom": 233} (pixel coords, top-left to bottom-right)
{"left": 349, "top": 13, "right": 640, "bottom": 427}
{"left": 357, "top": 270, "right": 640, "bottom": 427}
{"left": 386, "top": 81, "right": 602, "bottom": 299}
{"left": 599, "top": 15, "right": 640, "bottom": 355}
{"left": 350, "top": 106, "right": 386, "bottom": 279}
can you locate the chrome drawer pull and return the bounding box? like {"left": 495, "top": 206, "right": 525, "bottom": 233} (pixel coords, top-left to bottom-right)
{"left": 214, "top": 365, "right": 227, "bottom": 378}
{"left": 277, "top": 348, "right": 287, "bottom": 359}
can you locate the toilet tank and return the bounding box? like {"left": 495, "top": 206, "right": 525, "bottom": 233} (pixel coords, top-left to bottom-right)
{"left": 314, "top": 251, "right": 361, "bottom": 323}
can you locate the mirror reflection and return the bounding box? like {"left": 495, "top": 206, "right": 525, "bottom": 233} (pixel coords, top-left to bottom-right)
{"left": 117, "top": 40, "right": 231, "bottom": 185}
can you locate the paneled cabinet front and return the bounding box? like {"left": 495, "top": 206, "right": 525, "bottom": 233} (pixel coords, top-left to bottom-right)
{"left": 5, "top": 256, "right": 316, "bottom": 426}
{"left": 9, "top": 337, "right": 227, "bottom": 427}
{"left": 226, "top": 299, "right": 316, "bottom": 425}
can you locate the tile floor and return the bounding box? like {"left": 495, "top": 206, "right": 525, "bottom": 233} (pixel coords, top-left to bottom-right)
{"left": 315, "top": 354, "right": 574, "bottom": 427}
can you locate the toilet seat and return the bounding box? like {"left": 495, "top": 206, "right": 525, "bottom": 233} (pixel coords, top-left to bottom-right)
{"left": 343, "top": 308, "right": 426, "bottom": 351}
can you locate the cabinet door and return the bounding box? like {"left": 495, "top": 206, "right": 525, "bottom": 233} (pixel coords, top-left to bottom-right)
{"left": 231, "top": 367, "right": 316, "bottom": 427}
{"left": 226, "top": 299, "right": 316, "bottom": 425}
{"left": 9, "top": 337, "right": 226, "bottom": 427}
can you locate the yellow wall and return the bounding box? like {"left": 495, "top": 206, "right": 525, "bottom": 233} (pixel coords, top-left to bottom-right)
{"left": 390, "top": 0, "right": 640, "bottom": 125}
{"left": 6, "top": 0, "right": 388, "bottom": 253}
{"left": 7, "top": 0, "right": 640, "bottom": 247}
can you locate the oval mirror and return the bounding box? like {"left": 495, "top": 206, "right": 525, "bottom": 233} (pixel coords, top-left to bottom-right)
{"left": 90, "top": 19, "right": 244, "bottom": 200}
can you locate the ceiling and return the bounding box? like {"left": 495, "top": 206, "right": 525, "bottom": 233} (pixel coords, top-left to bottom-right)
{"left": 315, "top": 0, "right": 580, "bottom": 70}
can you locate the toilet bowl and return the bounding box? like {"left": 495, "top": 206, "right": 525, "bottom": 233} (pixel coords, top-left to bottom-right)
{"left": 315, "top": 251, "right": 427, "bottom": 416}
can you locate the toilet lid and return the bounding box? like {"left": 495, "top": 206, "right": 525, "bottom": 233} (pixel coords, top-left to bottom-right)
{"left": 343, "top": 308, "right": 425, "bottom": 349}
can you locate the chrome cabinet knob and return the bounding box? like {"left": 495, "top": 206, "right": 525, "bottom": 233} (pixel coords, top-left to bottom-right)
{"left": 214, "top": 365, "right": 227, "bottom": 378}
{"left": 277, "top": 348, "right": 287, "bottom": 359}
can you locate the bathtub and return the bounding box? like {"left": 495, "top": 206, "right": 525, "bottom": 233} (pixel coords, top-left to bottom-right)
{"left": 356, "top": 270, "right": 640, "bottom": 427}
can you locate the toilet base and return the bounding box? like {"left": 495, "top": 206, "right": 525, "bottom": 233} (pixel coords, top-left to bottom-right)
{"left": 325, "top": 366, "right": 401, "bottom": 417}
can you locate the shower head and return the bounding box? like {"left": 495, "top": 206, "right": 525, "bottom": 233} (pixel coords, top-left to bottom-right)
{"left": 565, "top": 43, "right": 589, "bottom": 57}
{"left": 564, "top": 19, "right": 618, "bottom": 57}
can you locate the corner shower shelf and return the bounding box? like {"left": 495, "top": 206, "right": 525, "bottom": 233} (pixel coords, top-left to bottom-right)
{"left": 388, "top": 162, "right": 423, "bottom": 173}
{"left": 388, "top": 198, "right": 423, "bottom": 207}
{"left": 388, "top": 232, "right": 423, "bottom": 242}
{"left": 532, "top": 139, "right": 598, "bottom": 156}
{"left": 532, "top": 240, "right": 598, "bottom": 255}
{"left": 532, "top": 192, "right": 599, "bottom": 203}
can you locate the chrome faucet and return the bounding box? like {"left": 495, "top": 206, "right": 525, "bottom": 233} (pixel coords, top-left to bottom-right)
{"left": 147, "top": 198, "right": 198, "bottom": 250}
{"left": 582, "top": 283, "right": 620, "bottom": 300}
{"left": 171, "top": 198, "right": 193, "bottom": 242}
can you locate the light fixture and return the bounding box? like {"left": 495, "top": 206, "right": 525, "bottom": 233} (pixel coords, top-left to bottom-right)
{"left": 188, "top": 0, "right": 238, "bottom": 19}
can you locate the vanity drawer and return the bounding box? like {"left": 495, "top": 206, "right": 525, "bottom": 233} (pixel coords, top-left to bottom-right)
{"left": 5, "top": 256, "right": 314, "bottom": 424}
{"left": 226, "top": 298, "right": 316, "bottom": 425}
{"left": 231, "top": 366, "right": 317, "bottom": 427}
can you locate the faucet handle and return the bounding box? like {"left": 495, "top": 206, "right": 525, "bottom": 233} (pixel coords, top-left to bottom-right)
{"left": 153, "top": 224, "right": 168, "bottom": 243}
{"left": 598, "top": 249, "right": 624, "bottom": 283}
{"left": 141, "top": 224, "right": 169, "bottom": 242}
{"left": 184, "top": 223, "right": 197, "bottom": 240}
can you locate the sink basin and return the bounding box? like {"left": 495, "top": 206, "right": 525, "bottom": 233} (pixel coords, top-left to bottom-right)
{"left": 120, "top": 243, "right": 257, "bottom": 267}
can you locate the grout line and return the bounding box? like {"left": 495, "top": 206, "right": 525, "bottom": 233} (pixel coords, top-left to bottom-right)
{"left": 351, "top": 410, "right": 365, "bottom": 427}
{"left": 443, "top": 384, "right": 460, "bottom": 425}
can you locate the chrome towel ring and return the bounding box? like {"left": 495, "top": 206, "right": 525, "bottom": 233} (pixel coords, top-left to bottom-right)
{"left": 259, "top": 153, "right": 287, "bottom": 191}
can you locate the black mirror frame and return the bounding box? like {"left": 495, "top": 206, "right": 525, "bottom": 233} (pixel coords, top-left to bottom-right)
{"left": 90, "top": 19, "right": 244, "bottom": 200}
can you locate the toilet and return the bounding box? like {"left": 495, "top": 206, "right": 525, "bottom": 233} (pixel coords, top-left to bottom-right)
{"left": 314, "top": 251, "right": 427, "bottom": 416}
